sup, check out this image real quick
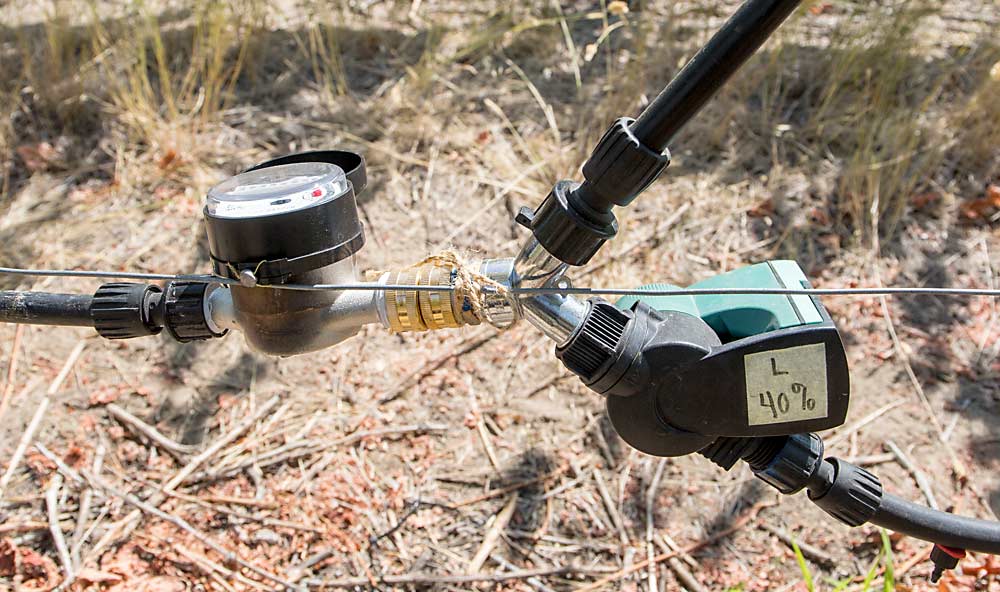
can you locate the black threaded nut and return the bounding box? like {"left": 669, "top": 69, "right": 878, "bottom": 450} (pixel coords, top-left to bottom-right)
{"left": 700, "top": 436, "right": 788, "bottom": 472}
{"left": 91, "top": 283, "right": 162, "bottom": 340}
{"left": 578, "top": 117, "right": 670, "bottom": 210}
{"left": 164, "top": 282, "right": 225, "bottom": 343}
{"left": 701, "top": 437, "right": 755, "bottom": 471}
{"left": 557, "top": 300, "right": 629, "bottom": 381}
{"left": 753, "top": 433, "right": 825, "bottom": 494}
{"left": 809, "top": 458, "right": 883, "bottom": 527}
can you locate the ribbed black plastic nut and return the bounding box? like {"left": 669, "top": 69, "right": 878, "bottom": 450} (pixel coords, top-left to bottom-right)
{"left": 91, "top": 283, "right": 162, "bottom": 340}
{"left": 579, "top": 117, "right": 670, "bottom": 210}
{"left": 556, "top": 300, "right": 629, "bottom": 381}
{"left": 753, "top": 433, "right": 825, "bottom": 494}
{"left": 164, "top": 282, "right": 225, "bottom": 343}
{"left": 525, "top": 180, "right": 618, "bottom": 266}
{"left": 809, "top": 458, "right": 883, "bottom": 527}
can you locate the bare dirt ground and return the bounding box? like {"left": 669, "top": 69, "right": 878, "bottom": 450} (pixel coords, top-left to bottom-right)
{"left": 1, "top": 1, "right": 999, "bottom": 591}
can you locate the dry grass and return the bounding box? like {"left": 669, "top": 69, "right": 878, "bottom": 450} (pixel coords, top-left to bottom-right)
{"left": 1, "top": 1, "right": 999, "bottom": 590}
{"left": 4, "top": 2, "right": 996, "bottom": 227}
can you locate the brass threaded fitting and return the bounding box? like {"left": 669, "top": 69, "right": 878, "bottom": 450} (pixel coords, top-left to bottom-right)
{"left": 385, "top": 269, "right": 423, "bottom": 332}
{"left": 383, "top": 264, "right": 468, "bottom": 332}
{"left": 417, "top": 265, "right": 459, "bottom": 329}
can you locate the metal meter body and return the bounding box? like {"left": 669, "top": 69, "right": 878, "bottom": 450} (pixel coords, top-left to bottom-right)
{"left": 203, "top": 151, "right": 377, "bottom": 355}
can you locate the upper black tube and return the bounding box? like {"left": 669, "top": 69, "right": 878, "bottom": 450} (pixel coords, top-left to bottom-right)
{"left": 0, "top": 291, "right": 94, "bottom": 327}
{"left": 630, "top": 0, "right": 803, "bottom": 151}
{"left": 870, "top": 493, "right": 1000, "bottom": 554}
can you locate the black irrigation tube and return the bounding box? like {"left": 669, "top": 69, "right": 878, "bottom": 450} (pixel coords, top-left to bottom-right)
{"left": 630, "top": 0, "right": 804, "bottom": 150}
{"left": 0, "top": 291, "right": 94, "bottom": 327}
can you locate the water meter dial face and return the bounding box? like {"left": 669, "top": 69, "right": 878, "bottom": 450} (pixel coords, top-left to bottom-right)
{"left": 206, "top": 162, "right": 349, "bottom": 219}
{"left": 202, "top": 153, "right": 366, "bottom": 284}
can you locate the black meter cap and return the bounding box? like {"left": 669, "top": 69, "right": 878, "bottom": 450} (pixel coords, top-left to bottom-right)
{"left": 204, "top": 150, "right": 367, "bottom": 284}
{"left": 246, "top": 150, "right": 367, "bottom": 193}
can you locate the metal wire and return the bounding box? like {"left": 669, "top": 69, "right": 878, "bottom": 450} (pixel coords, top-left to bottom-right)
{"left": 2, "top": 265, "right": 1000, "bottom": 297}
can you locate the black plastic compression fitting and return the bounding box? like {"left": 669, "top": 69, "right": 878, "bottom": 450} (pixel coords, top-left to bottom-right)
{"left": 0, "top": 283, "right": 225, "bottom": 343}
{"left": 703, "top": 432, "right": 1000, "bottom": 579}
{"left": 518, "top": 119, "right": 669, "bottom": 265}
{"left": 521, "top": 0, "right": 803, "bottom": 266}
{"left": 91, "top": 283, "right": 164, "bottom": 339}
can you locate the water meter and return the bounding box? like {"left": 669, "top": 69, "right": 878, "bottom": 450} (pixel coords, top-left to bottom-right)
{"left": 202, "top": 151, "right": 374, "bottom": 355}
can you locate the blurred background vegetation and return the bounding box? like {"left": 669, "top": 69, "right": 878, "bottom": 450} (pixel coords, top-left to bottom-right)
{"left": 2, "top": 0, "right": 997, "bottom": 253}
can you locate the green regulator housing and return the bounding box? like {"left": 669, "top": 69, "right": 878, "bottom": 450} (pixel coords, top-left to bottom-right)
{"left": 617, "top": 261, "right": 823, "bottom": 340}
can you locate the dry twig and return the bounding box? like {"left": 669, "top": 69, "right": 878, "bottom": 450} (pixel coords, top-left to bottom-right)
{"left": 305, "top": 565, "right": 577, "bottom": 588}
{"left": 469, "top": 381, "right": 502, "bottom": 473}
{"left": 0, "top": 340, "right": 86, "bottom": 500}
{"left": 579, "top": 202, "right": 692, "bottom": 279}
{"left": 574, "top": 501, "right": 777, "bottom": 592}
{"left": 91, "top": 395, "right": 282, "bottom": 555}
{"left": 0, "top": 396, "right": 50, "bottom": 501}
{"left": 106, "top": 403, "right": 198, "bottom": 460}
{"left": 0, "top": 324, "right": 25, "bottom": 423}
{"left": 200, "top": 494, "right": 278, "bottom": 509}
{"left": 469, "top": 493, "right": 519, "bottom": 572}
{"left": 168, "top": 540, "right": 269, "bottom": 591}
{"left": 34, "top": 444, "right": 91, "bottom": 490}
{"left": 645, "top": 459, "right": 666, "bottom": 592}
{"left": 82, "top": 469, "right": 299, "bottom": 590}
{"left": 885, "top": 439, "right": 939, "bottom": 510}
{"left": 71, "top": 442, "right": 105, "bottom": 568}
{"left": 0, "top": 519, "right": 72, "bottom": 534}
{"left": 294, "top": 423, "right": 448, "bottom": 491}
{"left": 757, "top": 523, "right": 837, "bottom": 567}
{"left": 594, "top": 469, "right": 629, "bottom": 547}
{"left": 45, "top": 474, "right": 74, "bottom": 586}
{"left": 159, "top": 487, "right": 321, "bottom": 533}
{"left": 454, "top": 464, "right": 569, "bottom": 508}
{"left": 870, "top": 219, "right": 972, "bottom": 491}
{"left": 379, "top": 329, "right": 496, "bottom": 403}
{"left": 653, "top": 536, "right": 708, "bottom": 592}
{"left": 825, "top": 400, "right": 904, "bottom": 450}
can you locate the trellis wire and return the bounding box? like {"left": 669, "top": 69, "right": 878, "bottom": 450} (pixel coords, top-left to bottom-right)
{"left": 3, "top": 266, "right": 999, "bottom": 298}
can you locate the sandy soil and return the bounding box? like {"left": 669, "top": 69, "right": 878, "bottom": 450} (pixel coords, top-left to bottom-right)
{"left": 1, "top": 2, "right": 998, "bottom": 591}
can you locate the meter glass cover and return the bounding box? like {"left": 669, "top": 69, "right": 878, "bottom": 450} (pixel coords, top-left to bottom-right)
{"left": 206, "top": 162, "right": 349, "bottom": 219}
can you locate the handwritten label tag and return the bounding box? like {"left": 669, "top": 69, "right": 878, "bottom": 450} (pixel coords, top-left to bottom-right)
{"left": 744, "top": 343, "right": 828, "bottom": 426}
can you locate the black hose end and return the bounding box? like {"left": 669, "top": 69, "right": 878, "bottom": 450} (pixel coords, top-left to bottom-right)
{"left": 701, "top": 434, "right": 823, "bottom": 495}
{"left": 91, "top": 283, "right": 163, "bottom": 340}
{"left": 808, "top": 458, "right": 883, "bottom": 527}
